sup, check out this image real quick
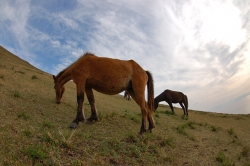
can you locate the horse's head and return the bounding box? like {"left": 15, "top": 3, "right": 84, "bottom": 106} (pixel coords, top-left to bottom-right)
{"left": 154, "top": 100, "right": 158, "bottom": 111}
{"left": 53, "top": 75, "right": 65, "bottom": 104}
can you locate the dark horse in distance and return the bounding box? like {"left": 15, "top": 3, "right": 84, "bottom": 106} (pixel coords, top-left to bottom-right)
{"left": 53, "top": 52, "right": 155, "bottom": 134}
{"left": 154, "top": 89, "right": 188, "bottom": 116}
{"left": 124, "top": 90, "right": 131, "bottom": 100}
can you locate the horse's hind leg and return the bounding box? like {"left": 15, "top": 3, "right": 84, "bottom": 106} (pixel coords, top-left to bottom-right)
{"left": 179, "top": 102, "right": 187, "bottom": 116}
{"left": 184, "top": 95, "right": 188, "bottom": 117}
{"left": 147, "top": 113, "right": 155, "bottom": 132}
{"left": 85, "top": 87, "right": 99, "bottom": 122}
{"left": 127, "top": 89, "right": 151, "bottom": 134}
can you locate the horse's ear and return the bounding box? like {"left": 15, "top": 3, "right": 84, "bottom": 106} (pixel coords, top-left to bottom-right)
{"left": 53, "top": 75, "right": 56, "bottom": 81}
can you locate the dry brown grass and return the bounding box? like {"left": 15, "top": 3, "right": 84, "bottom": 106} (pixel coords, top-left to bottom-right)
{"left": 0, "top": 46, "right": 250, "bottom": 165}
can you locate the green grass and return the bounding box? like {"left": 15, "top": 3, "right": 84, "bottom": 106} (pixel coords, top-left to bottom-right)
{"left": 241, "top": 146, "right": 250, "bottom": 157}
{"left": 216, "top": 151, "right": 225, "bottom": 162}
{"left": 228, "top": 127, "right": 235, "bottom": 135}
{"left": 23, "top": 145, "right": 48, "bottom": 161}
{"left": 13, "top": 90, "right": 20, "bottom": 98}
{"left": 176, "top": 121, "right": 196, "bottom": 141}
{"left": 1, "top": 46, "right": 250, "bottom": 165}
{"left": 31, "top": 75, "right": 38, "bottom": 79}
{"left": 211, "top": 125, "right": 219, "bottom": 132}
{"left": 159, "top": 137, "right": 175, "bottom": 148}
{"left": 17, "top": 112, "right": 30, "bottom": 120}
{"left": 23, "top": 129, "right": 33, "bottom": 138}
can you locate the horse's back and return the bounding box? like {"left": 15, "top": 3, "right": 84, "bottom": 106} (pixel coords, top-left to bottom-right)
{"left": 79, "top": 55, "right": 147, "bottom": 80}
{"left": 165, "top": 89, "right": 184, "bottom": 103}
{"left": 72, "top": 54, "right": 147, "bottom": 94}
{"left": 76, "top": 55, "right": 142, "bottom": 72}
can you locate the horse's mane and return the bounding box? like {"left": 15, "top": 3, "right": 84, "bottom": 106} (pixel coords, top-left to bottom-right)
{"left": 56, "top": 68, "right": 68, "bottom": 79}
{"left": 81, "top": 52, "right": 95, "bottom": 57}
{"left": 56, "top": 52, "right": 96, "bottom": 78}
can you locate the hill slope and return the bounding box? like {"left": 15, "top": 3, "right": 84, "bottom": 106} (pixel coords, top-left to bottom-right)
{"left": 0, "top": 46, "right": 250, "bottom": 165}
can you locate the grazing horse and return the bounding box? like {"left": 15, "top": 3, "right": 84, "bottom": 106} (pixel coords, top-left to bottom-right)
{"left": 53, "top": 52, "right": 155, "bottom": 134}
{"left": 124, "top": 90, "right": 131, "bottom": 100}
{"left": 154, "top": 89, "right": 188, "bottom": 116}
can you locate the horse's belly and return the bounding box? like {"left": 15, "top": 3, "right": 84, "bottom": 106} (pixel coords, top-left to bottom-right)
{"left": 86, "top": 77, "right": 131, "bottom": 95}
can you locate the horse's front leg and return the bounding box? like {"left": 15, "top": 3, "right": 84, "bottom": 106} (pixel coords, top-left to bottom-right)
{"left": 85, "top": 87, "right": 99, "bottom": 122}
{"left": 167, "top": 101, "right": 175, "bottom": 114}
{"left": 70, "top": 91, "right": 85, "bottom": 128}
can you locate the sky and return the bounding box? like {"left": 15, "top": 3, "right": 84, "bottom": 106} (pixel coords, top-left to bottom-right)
{"left": 1, "top": 0, "right": 250, "bottom": 114}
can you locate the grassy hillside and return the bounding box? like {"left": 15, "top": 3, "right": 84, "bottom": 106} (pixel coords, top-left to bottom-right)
{"left": 0, "top": 46, "right": 250, "bottom": 166}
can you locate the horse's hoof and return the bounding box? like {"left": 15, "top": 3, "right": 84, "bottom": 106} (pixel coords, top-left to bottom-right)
{"left": 69, "top": 122, "right": 78, "bottom": 129}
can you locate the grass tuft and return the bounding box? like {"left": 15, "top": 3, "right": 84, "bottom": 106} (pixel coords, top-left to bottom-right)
{"left": 227, "top": 127, "right": 234, "bottom": 135}
{"left": 176, "top": 121, "right": 197, "bottom": 141}
{"left": 13, "top": 90, "right": 20, "bottom": 98}
{"left": 241, "top": 146, "right": 249, "bottom": 157}
{"left": 155, "top": 113, "right": 160, "bottom": 118}
{"left": 31, "top": 75, "right": 38, "bottom": 79}
{"left": 216, "top": 151, "right": 233, "bottom": 165}
{"left": 160, "top": 137, "right": 175, "bottom": 148}
{"left": 124, "top": 134, "right": 138, "bottom": 143}
{"left": 22, "top": 145, "right": 48, "bottom": 161}
{"left": 181, "top": 114, "right": 188, "bottom": 120}
{"left": 216, "top": 151, "right": 226, "bottom": 163}
{"left": 42, "top": 121, "right": 54, "bottom": 129}
{"left": 211, "top": 125, "right": 219, "bottom": 132}
{"left": 17, "top": 112, "right": 30, "bottom": 120}
{"left": 23, "top": 129, "right": 33, "bottom": 138}
{"left": 158, "top": 110, "right": 175, "bottom": 116}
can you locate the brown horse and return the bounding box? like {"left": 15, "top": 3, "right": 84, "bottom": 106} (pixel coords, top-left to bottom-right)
{"left": 124, "top": 90, "right": 131, "bottom": 100}
{"left": 53, "top": 52, "right": 155, "bottom": 134}
{"left": 154, "top": 89, "right": 188, "bottom": 116}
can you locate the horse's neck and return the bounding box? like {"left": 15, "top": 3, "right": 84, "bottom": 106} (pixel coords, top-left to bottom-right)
{"left": 57, "top": 69, "right": 72, "bottom": 86}
{"left": 155, "top": 93, "right": 165, "bottom": 104}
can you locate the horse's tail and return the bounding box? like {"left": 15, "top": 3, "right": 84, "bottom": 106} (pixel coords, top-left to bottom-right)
{"left": 146, "top": 71, "right": 154, "bottom": 112}
{"left": 184, "top": 95, "right": 188, "bottom": 111}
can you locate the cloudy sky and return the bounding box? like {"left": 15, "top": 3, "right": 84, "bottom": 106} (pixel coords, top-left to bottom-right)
{"left": 1, "top": 0, "right": 250, "bottom": 114}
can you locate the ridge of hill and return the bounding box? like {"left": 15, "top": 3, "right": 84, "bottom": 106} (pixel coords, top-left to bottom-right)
{"left": 0, "top": 46, "right": 250, "bottom": 165}
{"left": 0, "top": 46, "right": 39, "bottom": 70}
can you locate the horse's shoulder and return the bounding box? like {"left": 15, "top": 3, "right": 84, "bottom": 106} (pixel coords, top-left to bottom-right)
{"left": 79, "top": 52, "right": 97, "bottom": 60}
{"left": 126, "top": 59, "right": 136, "bottom": 64}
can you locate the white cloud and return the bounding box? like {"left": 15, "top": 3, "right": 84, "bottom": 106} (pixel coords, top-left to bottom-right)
{"left": 0, "top": 0, "right": 31, "bottom": 53}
